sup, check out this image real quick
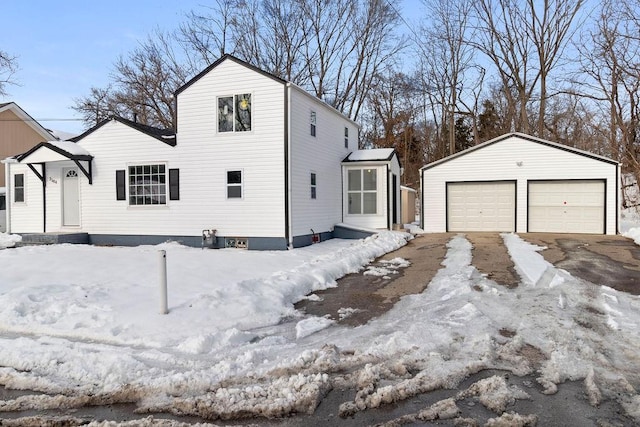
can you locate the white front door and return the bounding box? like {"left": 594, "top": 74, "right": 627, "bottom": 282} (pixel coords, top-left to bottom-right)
{"left": 62, "top": 168, "right": 80, "bottom": 226}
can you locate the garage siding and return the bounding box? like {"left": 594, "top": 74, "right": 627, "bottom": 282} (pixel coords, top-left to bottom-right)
{"left": 421, "top": 134, "right": 619, "bottom": 235}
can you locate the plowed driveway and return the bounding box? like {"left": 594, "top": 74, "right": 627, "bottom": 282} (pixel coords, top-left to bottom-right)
{"left": 297, "top": 232, "right": 640, "bottom": 326}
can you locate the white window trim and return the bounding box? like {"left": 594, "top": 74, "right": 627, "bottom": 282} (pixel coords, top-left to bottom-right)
{"left": 126, "top": 162, "right": 169, "bottom": 208}
{"left": 344, "top": 127, "right": 349, "bottom": 149}
{"left": 226, "top": 169, "right": 244, "bottom": 199}
{"left": 13, "top": 172, "right": 26, "bottom": 204}
{"left": 311, "top": 171, "right": 317, "bottom": 199}
{"left": 346, "top": 167, "right": 379, "bottom": 216}
{"left": 217, "top": 93, "right": 254, "bottom": 134}
{"left": 310, "top": 110, "right": 317, "bottom": 137}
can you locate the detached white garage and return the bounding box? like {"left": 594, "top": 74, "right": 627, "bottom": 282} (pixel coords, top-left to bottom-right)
{"left": 421, "top": 133, "right": 620, "bottom": 235}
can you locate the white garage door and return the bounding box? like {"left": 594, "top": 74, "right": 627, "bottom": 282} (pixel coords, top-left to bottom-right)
{"left": 528, "top": 180, "right": 605, "bottom": 234}
{"left": 447, "top": 181, "right": 516, "bottom": 232}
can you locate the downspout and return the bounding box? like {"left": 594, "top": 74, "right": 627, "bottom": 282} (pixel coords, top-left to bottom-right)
{"left": 386, "top": 164, "right": 391, "bottom": 229}
{"left": 285, "top": 83, "right": 292, "bottom": 249}
{"left": 4, "top": 160, "right": 11, "bottom": 233}
{"left": 616, "top": 163, "right": 620, "bottom": 234}
{"left": 42, "top": 163, "right": 46, "bottom": 233}
{"left": 420, "top": 168, "right": 424, "bottom": 230}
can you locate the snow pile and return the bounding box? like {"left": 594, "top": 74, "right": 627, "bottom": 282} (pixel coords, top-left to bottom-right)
{"left": 0, "top": 232, "right": 21, "bottom": 249}
{"left": 0, "top": 229, "right": 639, "bottom": 423}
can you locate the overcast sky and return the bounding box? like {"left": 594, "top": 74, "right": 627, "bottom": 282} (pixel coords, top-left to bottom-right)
{"left": 1, "top": 1, "right": 422, "bottom": 137}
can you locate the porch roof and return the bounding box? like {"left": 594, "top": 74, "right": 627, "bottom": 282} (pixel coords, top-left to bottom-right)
{"left": 16, "top": 141, "right": 94, "bottom": 185}
{"left": 17, "top": 140, "right": 92, "bottom": 164}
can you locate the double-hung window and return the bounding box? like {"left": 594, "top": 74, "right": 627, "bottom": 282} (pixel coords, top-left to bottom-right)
{"left": 14, "top": 173, "right": 24, "bottom": 203}
{"left": 344, "top": 127, "right": 349, "bottom": 149}
{"left": 128, "top": 164, "right": 167, "bottom": 205}
{"left": 227, "top": 170, "right": 243, "bottom": 198}
{"left": 218, "top": 94, "right": 252, "bottom": 132}
{"left": 310, "top": 111, "right": 316, "bottom": 137}
{"left": 310, "top": 173, "right": 317, "bottom": 199}
{"left": 348, "top": 169, "right": 377, "bottom": 214}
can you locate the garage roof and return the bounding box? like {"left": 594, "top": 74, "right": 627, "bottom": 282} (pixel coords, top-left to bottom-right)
{"left": 421, "top": 133, "right": 618, "bottom": 170}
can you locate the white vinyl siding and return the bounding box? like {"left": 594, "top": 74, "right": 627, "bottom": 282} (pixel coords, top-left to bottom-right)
{"left": 447, "top": 181, "right": 515, "bottom": 232}
{"left": 528, "top": 180, "right": 605, "bottom": 233}
{"left": 173, "top": 58, "right": 285, "bottom": 237}
{"left": 421, "top": 135, "right": 619, "bottom": 235}
{"left": 288, "top": 86, "right": 357, "bottom": 238}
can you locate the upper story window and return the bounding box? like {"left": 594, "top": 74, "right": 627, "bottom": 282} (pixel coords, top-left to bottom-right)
{"left": 310, "top": 111, "right": 316, "bottom": 137}
{"left": 227, "top": 170, "right": 243, "bottom": 198}
{"left": 344, "top": 127, "right": 349, "bottom": 149}
{"left": 14, "top": 173, "right": 24, "bottom": 203}
{"left": 218, "top": 94, "right": 252, "bottom": 133}
{"left": 128, "top": 164, "right": 166, "bottom": 206}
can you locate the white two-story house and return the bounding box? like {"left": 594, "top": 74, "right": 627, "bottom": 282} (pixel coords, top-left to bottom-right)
{"left": 3, "top": 55, "right": 401, "bottom": 249}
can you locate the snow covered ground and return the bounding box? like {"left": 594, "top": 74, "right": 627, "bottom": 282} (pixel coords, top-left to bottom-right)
{"left": 0, "top": 218, "right": 639, "bottom": 424}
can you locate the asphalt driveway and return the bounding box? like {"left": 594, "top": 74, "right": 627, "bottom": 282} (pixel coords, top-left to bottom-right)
{"left": 297, "top": 232, "right": 640, "bottom": 326}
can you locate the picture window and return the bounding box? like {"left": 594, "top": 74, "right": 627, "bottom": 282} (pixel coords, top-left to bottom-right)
{"left": 347, "top": 169, "right": 377, "bottom": 214}
{"left": 128, "top": 164, "right": 166, "bottom": 206}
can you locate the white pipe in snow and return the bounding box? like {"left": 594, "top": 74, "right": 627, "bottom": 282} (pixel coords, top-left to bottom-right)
{"left": 159, "top": 250, "right": 168, "bottom": 314}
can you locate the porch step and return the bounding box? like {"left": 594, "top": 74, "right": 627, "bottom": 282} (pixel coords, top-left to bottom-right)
{"left": 18, "top": 232, "right": 89, "bottom": 246}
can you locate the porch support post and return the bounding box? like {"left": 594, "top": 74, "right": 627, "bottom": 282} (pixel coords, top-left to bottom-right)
{"left": 42, "top": 163, "right": 46, "bottom": 233}
{"left": 25, "top": 163, "right": 46, "bottom": 232}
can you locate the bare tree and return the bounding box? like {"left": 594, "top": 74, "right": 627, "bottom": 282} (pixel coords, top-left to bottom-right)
{"left": 74, "top": 30, "right": 195, "bottom": 129}
{"left": 418, "top": 0, "right": 477, "bottom": 155}
{"left": 0, "top": 50, "right": 18, "bottom": 97}
{"left": 526, "top": 0, "right": 585, "bottom": 137}
{"left": 178, "top": 0, "right": 237, "bottom": 63}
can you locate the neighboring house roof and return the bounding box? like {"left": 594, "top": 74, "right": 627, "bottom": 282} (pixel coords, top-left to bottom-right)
{"left": 421, "top": 132, "right": 619, "bottom": 171}
{"left": 175, "top": 54, "right": 287, "bottom": 97}
{"left": 342, "top": 148, "right": 397, "bottom": 163}
{"left": 70, "top": 116, "right": 176, "bottom": 146}
{"left": 17, "top": 140, "right": 92, "bottom": 163}
{"left": 0, "top": 102, "right": 57, "bottom": 141}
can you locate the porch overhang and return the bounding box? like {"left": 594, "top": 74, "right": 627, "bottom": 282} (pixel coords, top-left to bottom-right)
{"left": 17, "top": 141, "right": 94, "bottom": 184}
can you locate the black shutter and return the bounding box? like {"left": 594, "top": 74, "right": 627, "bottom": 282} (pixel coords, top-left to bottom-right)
{"left": 169, "top": 168, "right": 180, "bottom": 200}
{"left": 116, "top": 170, "right": 126, "bottom": 200}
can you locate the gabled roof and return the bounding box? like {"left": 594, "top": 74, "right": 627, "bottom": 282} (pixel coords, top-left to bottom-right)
{"left": 342, "top": 148, "right": 397, "bottom": 163}
{"left": 17, "top": 140, "right": 92, "bottom": 163}
{"left": 0, "top": 102, "right": 57, "bottom": 141}
{"left": 175, "top": 54, "right": 287, "bottom": 97}
{"left": 70, "top": 116, "right": 176, "bottom": 146}
{"left": 421, "top": 132, "right": 619, "bottom": 171}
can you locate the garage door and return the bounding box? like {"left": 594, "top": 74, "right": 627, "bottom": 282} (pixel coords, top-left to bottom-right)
{"left": 528, "top": 180, "right": 604, "bottom": 234}
{"left": 447, "top": 181, "right": 516, "bottom": 232}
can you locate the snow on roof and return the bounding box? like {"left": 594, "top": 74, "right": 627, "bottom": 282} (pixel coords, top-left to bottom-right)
{"left": 46, "top": 140, "right": 91, "bottom": 157}
{"left": 345, "top": 148, "right": 395, "bottom": 162}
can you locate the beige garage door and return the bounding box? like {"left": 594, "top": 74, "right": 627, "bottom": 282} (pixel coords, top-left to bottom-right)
{"left": 528, "top": 180, "right": 605, "bottom": 234}
{"left": 447, "top": 181, "right": 516, "bottom": 232}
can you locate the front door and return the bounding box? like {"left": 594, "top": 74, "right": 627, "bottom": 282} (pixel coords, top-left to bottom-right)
{"left": 62, "top": 168, "right": 80, "bottom": 226}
